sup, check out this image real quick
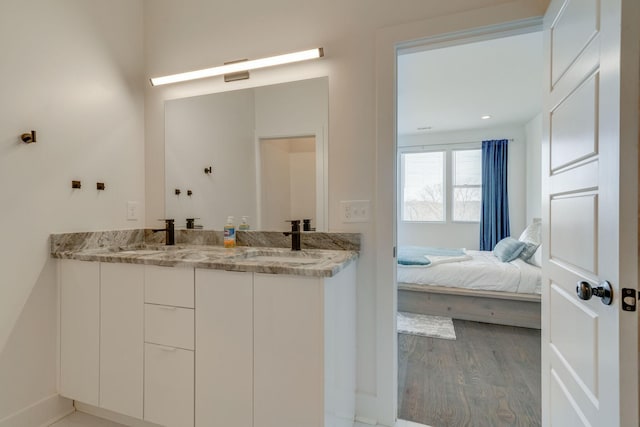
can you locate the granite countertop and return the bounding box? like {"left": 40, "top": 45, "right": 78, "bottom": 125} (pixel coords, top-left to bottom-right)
{"left": 50, "top": 230, "right": 359, "bottom": 277}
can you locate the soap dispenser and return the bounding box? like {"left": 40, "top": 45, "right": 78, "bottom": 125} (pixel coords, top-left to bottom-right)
{"left": 224, "top": 216, "right": 236, "bottom": 248}
{"left": 239, "top": 216, "right": 250, "bottom": 231}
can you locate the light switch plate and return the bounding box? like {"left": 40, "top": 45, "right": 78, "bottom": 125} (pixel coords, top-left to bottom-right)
{"left": 127, "top": 201, "right": 140, "bottom": 221}
{"left": 340, "top": 200, "right": 370, "bottom": 223}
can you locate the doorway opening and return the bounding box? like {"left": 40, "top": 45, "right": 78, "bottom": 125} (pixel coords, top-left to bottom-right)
{"left": 395, "top": 28, "right": 544, "bottom": 427}
{"left": 257, "top": 136, "right": 317, "bottom": 231}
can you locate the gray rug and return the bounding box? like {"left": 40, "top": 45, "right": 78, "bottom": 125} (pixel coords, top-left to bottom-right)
{"left": 397, "top": 312, "right": 456, "bottom": 340}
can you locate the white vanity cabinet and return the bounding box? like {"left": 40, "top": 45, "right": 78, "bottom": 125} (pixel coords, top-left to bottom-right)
{"left": 59, "top": 259, "right": 100, "bottom": 406}
{"left": 195, "top": 269, "right": 253, "bottom": 427}
{"left": 144, "top": 265, "right": 194, "bottom": 427}
{"left": 99, "top": 263, "right": 144, "bottom": 418}
{"left": 59, "top": 260, "right": 144, "bottom": 418}
{"left": 195, "top": 263, "right": 357, "bottom": 427}
{"left": 59, "top": 256, "right": 356, "bottom": 427}
{"left": 253, "top": 265, "right": 357, "bottom": 427}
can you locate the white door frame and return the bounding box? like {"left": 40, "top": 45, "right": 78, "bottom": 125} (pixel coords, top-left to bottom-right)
{"left": 254, "top": 127, "right": 327, "bottom": 232}
{"left": 374, "top": 13, "right": 545, "bottom": 427}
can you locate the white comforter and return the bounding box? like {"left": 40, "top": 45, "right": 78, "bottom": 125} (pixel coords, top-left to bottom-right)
{"left": 397, "top": 250, "right": 541, "bottom": 294}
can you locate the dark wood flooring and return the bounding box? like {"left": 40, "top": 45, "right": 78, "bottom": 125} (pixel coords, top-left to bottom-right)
{"left": 398, "top": 320, "right": 541, "bottom": 427}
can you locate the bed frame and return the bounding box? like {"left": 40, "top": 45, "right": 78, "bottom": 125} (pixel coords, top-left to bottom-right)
{"left": 398, "top": 282, "right": 541, "bottom": 329}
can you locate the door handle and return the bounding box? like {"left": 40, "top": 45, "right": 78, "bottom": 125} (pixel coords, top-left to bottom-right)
{"left": 576, "top": 280, "right": 613, "bottom": 305}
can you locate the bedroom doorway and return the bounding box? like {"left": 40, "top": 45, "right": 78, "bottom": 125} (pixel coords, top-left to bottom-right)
{"left": 395, "top": 27, "right": 544, "bottom": 427}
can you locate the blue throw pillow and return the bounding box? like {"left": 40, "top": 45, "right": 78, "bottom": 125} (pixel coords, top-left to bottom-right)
{"left": 493, "top": 237, "right": 527, "bottom": 262}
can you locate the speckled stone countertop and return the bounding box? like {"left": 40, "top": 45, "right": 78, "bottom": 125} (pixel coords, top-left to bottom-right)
{"left": 50, "top": 229, "right": 359, "bottom": 278}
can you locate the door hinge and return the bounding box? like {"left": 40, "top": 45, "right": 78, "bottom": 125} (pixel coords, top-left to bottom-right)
{"left": 621, "top": 288, "right": 637, "bottom": 312}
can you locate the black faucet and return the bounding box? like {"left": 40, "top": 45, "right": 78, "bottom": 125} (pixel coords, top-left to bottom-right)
{"left": 283, "top": 220, "right": 301, "bottom": 251}
{"left": 152, "top": 219, "right": 175, "bottom": 245}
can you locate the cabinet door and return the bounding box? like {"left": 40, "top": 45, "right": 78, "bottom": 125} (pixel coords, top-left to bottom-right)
{"left": 253, "top": 273, "right": 324, "bottom": 427}
{"left": 144, "top": 343, "right": 194, "bottom": 427}
{"left": 195, "top": 269, "right": 253, "bottom": 427}
{"left": 100, "top": 263, "right": 144, "bottom": 418}
{"left": 59, "top": 259, "right": 100, "bottom": 406}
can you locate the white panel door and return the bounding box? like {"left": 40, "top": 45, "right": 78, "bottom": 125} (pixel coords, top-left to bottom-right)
{"left": 542, "top": 0, "right": 639, "bottom": 426}
{"left": 100, "top": 263, "right": 144, "bottom": 418}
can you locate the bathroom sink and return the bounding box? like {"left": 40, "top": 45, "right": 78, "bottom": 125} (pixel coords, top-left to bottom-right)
{"left": 235, "top": 250, "right": 325, "bottom": 265}
{"left": 116, "top": 249, "right": 164, "bottom": 256}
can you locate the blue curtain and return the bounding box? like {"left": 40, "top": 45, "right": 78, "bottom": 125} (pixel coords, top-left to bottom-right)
{"left": 480, "top": 139, "right": 510, "bottom": 250}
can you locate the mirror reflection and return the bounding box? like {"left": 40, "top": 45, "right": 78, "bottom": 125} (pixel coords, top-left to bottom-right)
{"left": 164, "top": 77, "right": 328, "bottom": 232}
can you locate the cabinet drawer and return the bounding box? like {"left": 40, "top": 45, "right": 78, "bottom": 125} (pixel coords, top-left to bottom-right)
{"left": 144, "top": 343, "right": 194, "bottom": 427}
{"left": 145, "top": 304, "right": 194, "bottom": 350}
{"left": 145, "top": 265, "right": 194, "bottom": 308}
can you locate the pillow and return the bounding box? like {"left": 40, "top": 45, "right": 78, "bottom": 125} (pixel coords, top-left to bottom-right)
{"left": 397, "top": 246, "right": 431, "bottom": 266}
{"left": 518, "top": 218, "right": 542, "bottom": 245}
{"left": 528, "top": 245, "right": 542, "bottom": 267}
{"left": 518, "top": 241, "right": 540, "bottom": 261}
{"left": 493, "top": 237, "right": 527, "bottom": 262}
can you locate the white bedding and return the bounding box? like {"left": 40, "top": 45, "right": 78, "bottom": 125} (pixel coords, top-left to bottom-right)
{"left": 397, "top": 250, "right": 542, "bottom": 294}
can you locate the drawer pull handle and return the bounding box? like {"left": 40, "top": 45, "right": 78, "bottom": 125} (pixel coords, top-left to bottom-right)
{"left": 157, "top": 345, "right": 177, "bottom": 352}
{"left": 158, "top": 306, "right": 177, "bottom": 311}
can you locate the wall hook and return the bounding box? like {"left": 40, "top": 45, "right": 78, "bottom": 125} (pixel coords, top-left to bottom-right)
{"left": 21, "top": 130, "right": 37, "bottom": 143}
{"left": 204, "top": 166, "right": 212, "bottom": 174}
{"left": 175, "top": 188, "right": 181, "bottom": 195}
{"left": 187, "top": 190, "right": 193, "bottom": 196}
{"left": 97, "top": 182, "right": 105, "bottom": 190}
{"left": 72, "top": 180, "right": 81, "bottom": 189}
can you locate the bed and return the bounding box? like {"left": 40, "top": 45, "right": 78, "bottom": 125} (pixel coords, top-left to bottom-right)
{"left": 397, "top": 246, "right": 542, "bottom": 329}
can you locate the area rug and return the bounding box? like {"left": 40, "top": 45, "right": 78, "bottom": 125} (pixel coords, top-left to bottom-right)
{"left": 397, "top": 312, "right": 456, "bottom": 340}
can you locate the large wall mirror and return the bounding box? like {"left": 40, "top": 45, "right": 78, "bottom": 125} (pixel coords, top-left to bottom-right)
{"left": 165, "top": 77, "right": 328, "bottom": 232}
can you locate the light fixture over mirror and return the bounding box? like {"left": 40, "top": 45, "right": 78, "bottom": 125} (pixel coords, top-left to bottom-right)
{"left": 150, "top": 48, "right": 324, "bottom": 86}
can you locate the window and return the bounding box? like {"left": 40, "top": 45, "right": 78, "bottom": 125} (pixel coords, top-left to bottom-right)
{"left": 400, "top": 151, "right": 445, "bottom": 222}
{"left": 400, "top": 147, "right": 482, "bottom": 223}
{"left": 452, "top": 149, "right": 482, "bottom": 222}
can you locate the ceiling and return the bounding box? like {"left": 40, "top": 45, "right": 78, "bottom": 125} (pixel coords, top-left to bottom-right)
{"left": 397, "top": 31, "right": 543, "bottom": 136}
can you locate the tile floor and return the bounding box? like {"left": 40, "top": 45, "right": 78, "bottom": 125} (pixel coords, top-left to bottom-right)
{"left": 50, "top": 411, "right": 126, "bottom": 427}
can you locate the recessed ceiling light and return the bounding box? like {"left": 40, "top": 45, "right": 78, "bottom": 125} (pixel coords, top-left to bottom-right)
{"left": 417, "top": 126, "right": 432, "bottom": 131}
{"left": 481, "top": 115, "right": 492, "bottom": 120}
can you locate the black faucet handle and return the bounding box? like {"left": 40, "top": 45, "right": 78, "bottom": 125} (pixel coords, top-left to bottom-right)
{"left": 286, "top": 220, "right": 301, "bottom": 231}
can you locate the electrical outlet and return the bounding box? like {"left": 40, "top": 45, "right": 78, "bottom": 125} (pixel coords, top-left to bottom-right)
{"left": 127, "top": 201, "right": 140, "bottom": 221}
{"left": 340, "top": 200, "right": 370, "bottom": 223}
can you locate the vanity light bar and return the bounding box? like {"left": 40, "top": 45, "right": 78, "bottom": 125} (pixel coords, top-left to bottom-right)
{"left": 150, "top": 48, "right": 324, "bottom": 86}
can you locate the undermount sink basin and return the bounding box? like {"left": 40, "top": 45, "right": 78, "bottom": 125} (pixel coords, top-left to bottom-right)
{"left": 236, "top": 251, "right": 324, "bottom": 265}
{"left": 116, "top": 249, "right": 164, "bottom": 256}
{"left": 242, "top": 255, "right": 321, "bottom": 264}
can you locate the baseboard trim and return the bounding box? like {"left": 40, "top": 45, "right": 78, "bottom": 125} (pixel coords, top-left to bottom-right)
{"left": 356, "top": 391, "right": 381, "bottom": 425}
{"left": 0, "top": 394, "right": 73, "bottom": 427}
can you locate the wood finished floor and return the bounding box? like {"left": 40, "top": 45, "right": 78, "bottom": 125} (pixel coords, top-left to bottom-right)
{"left": 398, "top": 320, "right": 541, "bottom": 427}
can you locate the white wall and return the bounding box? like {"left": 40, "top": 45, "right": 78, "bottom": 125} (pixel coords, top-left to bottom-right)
{"left": 143, "top": 0, "right": 548, "bottom": 423}
{"left": 398, "top": 125, "right": 528, "bottom": 249}
{"left": 165, "top": 89, "right": 256, "bottom": 229}
{"left": 0, "top": 0, "right": 145, "bottom": 424}
{"left": 525, "top": 113, "right": 543, "bottom": 224}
